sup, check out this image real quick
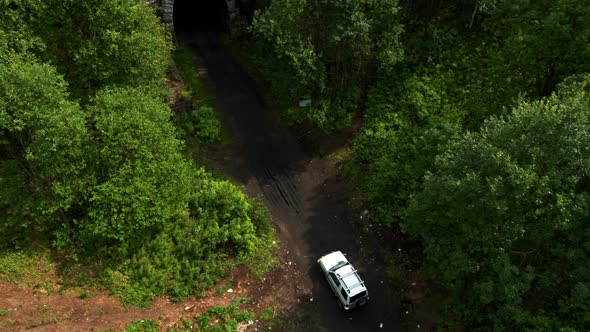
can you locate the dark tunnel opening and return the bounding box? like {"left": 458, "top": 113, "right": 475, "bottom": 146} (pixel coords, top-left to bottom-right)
{"left": 173, "top": 0, "right": 228, "bottom": 33}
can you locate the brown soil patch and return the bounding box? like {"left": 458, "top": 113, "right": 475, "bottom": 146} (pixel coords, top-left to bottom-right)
{"left": 0, "top": 262, "right": 285, "bottom": 331}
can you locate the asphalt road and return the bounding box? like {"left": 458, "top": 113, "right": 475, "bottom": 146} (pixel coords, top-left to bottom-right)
{"left": 177, "top": 28, "right": 402, "bottom": 332}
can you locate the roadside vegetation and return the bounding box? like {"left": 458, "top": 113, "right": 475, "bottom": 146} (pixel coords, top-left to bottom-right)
{"left": 0, "top": 0, "right": 275, "bottom": 309}
{"left": 227, "top": 0, "right": 590, "bottom": 330}
{"left": 172, "top": 38, "right": 224, "bottom": 146}
{"left": 1, "top": 0, "right": 589, "bottom": 330}
{"left": 123, "top": 299, "right": 282, "bottom": 331}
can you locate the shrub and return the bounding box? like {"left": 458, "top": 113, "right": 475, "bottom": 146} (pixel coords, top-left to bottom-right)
{"left": 192, "top": 106, "right": 223, "bottom": 145}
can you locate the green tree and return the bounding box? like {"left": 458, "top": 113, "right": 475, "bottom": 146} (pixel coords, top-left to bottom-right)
{"left": 352, "top": 67, "right": 464, "bottom": 224}
{"left": 0, "top": 0, "right": 44, "bottom": 53}
{"left": 1, "top": 0, "right": 171, "bottom": 97}
{"left": 1, "top": 0, "right": 273, "bottom": 307}
{"left": 479, "top": 0, "right": 590, "bottom": 97}
{"left": 0, "top": 46, "right": 93, "bottom": 236}
{"left": 404, "top": 75, "right": 590, "bottom": 330}
{"left": 352, "top": 0, "right": 590, "bottom": 226}
{"left": 81, "top": 87, "right": 192, "bottom": 245}
{"left": 252, "top": 0, "right": 403, "bottom": 130}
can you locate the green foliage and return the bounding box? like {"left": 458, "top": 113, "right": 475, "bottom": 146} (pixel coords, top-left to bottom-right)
{"left": 478, "top": 0, "right": 590, "bottom": 95}
{"left": 351, "top": 67, "right": 462, "bottom": 224}
{"left": 258, "top": 306, "right": 282, "bottom": 330}
{"left": 80, "top": 169, "right": 272, "bottom": 307}
{"left": 244, "top": 235, "right": 279, "bottom": 280}
{"left": 0, "top": 47, "right": 93, "bottom": 234}
{"left": 352, "top": 0, "right": 590, "bottom": 226}
{"left": 193, "top": 106, "right": 223, "bottom": 144}
{"left": 172, "top": 39, "right": 212, "bottom": 106}
{"left": 0, "top": 0, "right": 275, "bottom": 310}
{"left": 38, "top": 0, "right": 170, "bottom": 96}
{"left": 125, "top": 319, "right": 160, "bottom": 332}
{"left": 0, "top": 308, "right": 9, "bottom": 316}
{"left": 251, "top": 0, "right": 404, "bottom": 130}
{"left": 79, "top": 289, "right": 90, "bottom": 299}
{"left": 82, "top": 87, "right": 192, "bottom": 244}
{"left": 0, "top": 248, "right": 54, "bottom": 286}
{"left": 398, "top": 0, "right": 590, "bottom": 129}
{"left": 178, "top": 106, "right": 223, "bottom": 145}
{"left": 173, "top": 39, "right": 223, "bottom": 145}
{"left": 0, "top": 1, "right": 45, "bottom": 54}
{"left": 188, "top": 176, "right": 260, "bottom": 255}
{"left": 1, "top": 0, "right": 170, "bottom": 98}
{"left": 194, "top": 298, "right": 255, "bottom": 332}
{"left": 404, "top": 79, "right": 590, "bottom": 330}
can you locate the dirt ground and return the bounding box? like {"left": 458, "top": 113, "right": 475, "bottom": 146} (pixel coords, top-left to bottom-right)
{"left": 0, "top": 258, "right": 297, "bottom": 331}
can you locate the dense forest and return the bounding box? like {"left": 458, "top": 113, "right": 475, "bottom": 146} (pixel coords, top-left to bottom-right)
{"left": 1, "top": 0, "right": 589, "bottom": 330}
{"left": 243, "top": 0, "right": 589, "bottom": 330}
{"left": 0, "top": 0, "right": 272, "bottom": 307}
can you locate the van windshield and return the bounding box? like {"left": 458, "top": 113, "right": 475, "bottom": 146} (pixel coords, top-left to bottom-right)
{"left": 330, "top": 261, "right": 349, "bottom": 272}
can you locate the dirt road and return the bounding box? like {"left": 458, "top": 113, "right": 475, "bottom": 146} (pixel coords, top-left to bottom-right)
{"left": 181, "top": 29, "right": 403, "bottom": 332}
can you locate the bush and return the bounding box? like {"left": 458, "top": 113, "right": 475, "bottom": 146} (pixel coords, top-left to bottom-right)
{"left": 194, "top": 298, "right": 255, "bottom": 332}
{"left": 192, "top": 106, "right": 223, "bottom": 145}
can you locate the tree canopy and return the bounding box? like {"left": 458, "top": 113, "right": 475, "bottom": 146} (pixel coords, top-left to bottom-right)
{"left": 251, "top": 0, "right": 404, "bottom": 130}
{"left": 404, "top": 76, "right": 590, "bottom": 330}
{"left": 0, "top": 0, "right": 272, "bottom": 306}
{"left": 1, "top": 0, "right": 589, "bottom": 327}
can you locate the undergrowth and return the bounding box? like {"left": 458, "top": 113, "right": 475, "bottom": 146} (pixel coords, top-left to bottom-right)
{"left": 125, "top": 301, "right": 282, "bottom": 331}
{"left": 172, "top": 38, "right": 223, "bottom": 145}
{"left": 0, "top": 186, "right": 277, "bottom": 309}
{"left": 0, "top": 247, "right": 55, "bottom": 290}
{"left": 195, "top": 297, "right": 255, "bottom": 331}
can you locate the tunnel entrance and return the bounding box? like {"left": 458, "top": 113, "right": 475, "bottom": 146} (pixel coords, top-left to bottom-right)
{"left": 173, "top": 0, "right": 228, "bottom": 33}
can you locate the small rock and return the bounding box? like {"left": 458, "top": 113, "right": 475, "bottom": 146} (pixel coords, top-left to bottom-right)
{"left": 380, "top": 323, "right": 383, "bottom": 328}
{"left": 411, "top": 282, "right": 417, "bottom": 286}
{"left": 227, "top": 288, "right": 234, "bottom": 293}
{"left": 288, "top": 261, "right": 292, "bottom": 265}
{"left": 310, "top": 298, "right": 314, "bottom": 302}
{"left": 184, "top": 305, "right": 194, "bottom": 311}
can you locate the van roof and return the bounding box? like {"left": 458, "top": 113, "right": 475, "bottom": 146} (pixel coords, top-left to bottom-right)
{"left": 335, "top": 264, "right": 366, "bottom": 296}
